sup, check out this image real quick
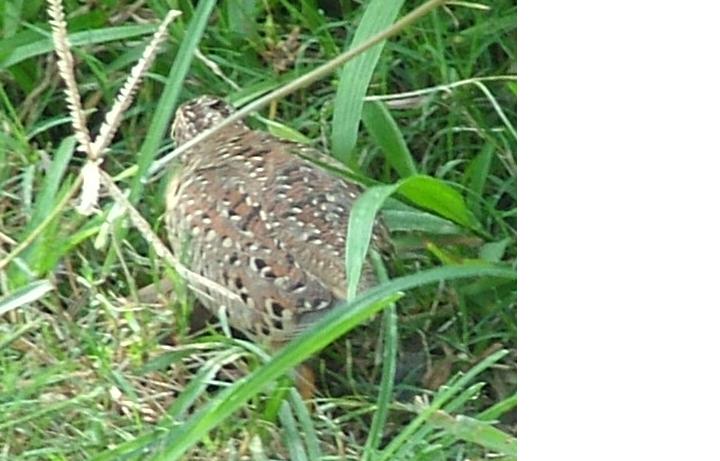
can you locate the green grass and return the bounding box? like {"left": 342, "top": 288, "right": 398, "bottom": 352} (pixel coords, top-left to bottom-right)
{"left": 0, "top": 0, "right": 516, "bottom": 459}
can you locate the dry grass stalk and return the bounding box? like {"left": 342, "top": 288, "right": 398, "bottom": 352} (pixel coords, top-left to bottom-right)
{"left": 90, "top": 9, "right": 182, "bottom": 156}
{"left": 46, "top": 0, "right": 180, "bottom": 214}
{"left": 98, "top": 170, "right": 246, "bottom": 307}
{"left": 46, "top": 0, "right": 93, "bottom": 156}
{"left": 43, "top": 2, "right": 234, "bottom": 304}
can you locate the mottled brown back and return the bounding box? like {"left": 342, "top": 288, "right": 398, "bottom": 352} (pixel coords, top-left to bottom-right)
{"left": 165, "top": 96, "right": 384, "bottom": 345}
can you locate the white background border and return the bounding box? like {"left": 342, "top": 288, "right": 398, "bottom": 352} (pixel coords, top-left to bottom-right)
{"left": 522, "top": 1, "right": 720, "bottom": 458}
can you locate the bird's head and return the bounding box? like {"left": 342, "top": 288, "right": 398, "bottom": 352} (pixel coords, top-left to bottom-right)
{"left": 170, "top": 95, "right": 236, "bottom": 147}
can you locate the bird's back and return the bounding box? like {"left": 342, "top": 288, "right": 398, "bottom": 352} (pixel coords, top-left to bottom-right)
{"left": 165, "top": 96, "right": 382, "bottom": 344}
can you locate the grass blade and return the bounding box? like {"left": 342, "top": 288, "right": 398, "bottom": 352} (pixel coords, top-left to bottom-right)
{"left": 473, "top": 80, "right": 516, "bottom": 139}
{"left": 362, "top": 100, "right": 417, "bottom": 177}
{"left": 361, "top": 251, "right": 397, "bottom": 460}
{"left": 397, "top": 175, "right": 478, "bottom": 229}
{"left": 346, "top": 185, "right": 397, "bottom": 299}
{"left": 288, "top": 388, "right": 323, "bottom": 461}
{"left": 477, "top": 393, "right": 517, "bottom": 421}
{"left": 0, "top": 177, "right": 80, "bottom": 273}
{"left": 166, "top": 348, "right": 246, "bottom": 419}
{"left": 0, "top": 387, "right": 103, "bottom": 431}
{"left": 26, "top": 136, "right": 75, "bottom": 229}
{"left": 135, "top": 264, "right": 512, "bottom": 461}
{"left": 347, "top": 173, "right": 480, "bottom": 298}
{"left": 90, "top": 429, "right": 168, "bottom": 461}
{"left": 0, "top": 24, "right": 156, "bottom": 69}
{"left": 377, "top": 349, "right": 508, "bottom": 461}
{"left": 0, "top": 279, "right": 54, "bottom": 316}
{"left": 279, "top": 400, "right": 309, "bottom": 461}
{"left": 331, "top": 0, "right": 405, "bottom": 163}
{"left": 427, "top": 411, "right": 517, "bottom": 457}
{"left": 392, "top": 382, "right": 485, "bottom": 460}
{"left": 103, "top": 0, "right": 217, "bottom": 274}
{"left": 381, "top": 206, "right": 463, "bottom": 235}
{"left": 128, "top": 0, "right": 217, "bottom": 202}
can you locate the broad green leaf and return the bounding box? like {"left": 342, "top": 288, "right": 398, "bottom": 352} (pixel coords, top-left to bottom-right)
{"left": 397, "top": 175, "right": 477, "bottom": 228}
{"left": 346, "top": 184, "right": 397, "bottom": 299}
{"left": 222, "top": 0, "right": 260, "bottom": 41}
{"left": 346, "top": 175, "right": 478, "bottom": 299}
{"left": 382, "top": 209, "right": 463, "bottom": 235}
{"left": 480, "top": 238, "right": 510, "bottom": 262}
{"left": 382, "top": 199, "right": 464, "bottom": 235}
{"left": 331, "top": 0, "right": 405, "bottom": 163}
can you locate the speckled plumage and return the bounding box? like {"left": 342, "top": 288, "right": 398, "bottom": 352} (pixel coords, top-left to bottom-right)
{"left": 165, "top": 96, "right": 383, "bottom": 345}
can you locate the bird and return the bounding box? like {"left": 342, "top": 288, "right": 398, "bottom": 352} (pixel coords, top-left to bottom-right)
{"left": 164, "top": 95, "right": 387, "bottom": 350}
